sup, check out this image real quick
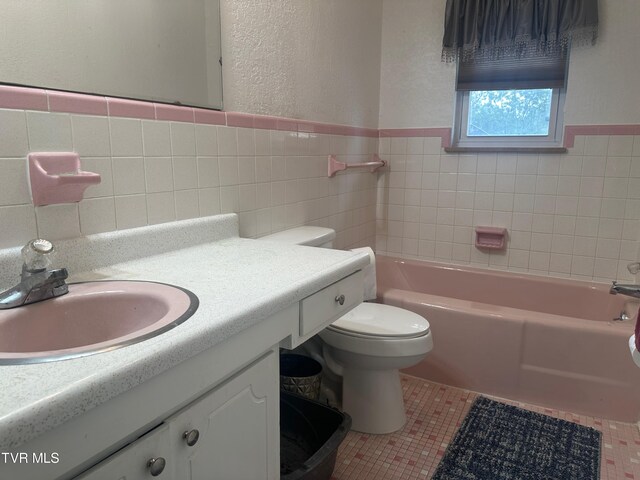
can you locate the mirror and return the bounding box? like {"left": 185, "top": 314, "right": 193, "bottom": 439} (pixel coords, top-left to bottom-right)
{"left": 1, "top": 0, "right": 223, "bottom": 110}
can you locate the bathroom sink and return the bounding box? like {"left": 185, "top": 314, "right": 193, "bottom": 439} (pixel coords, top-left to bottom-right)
{"left": 0, "top": 281, "right": 198, "bottom": 365}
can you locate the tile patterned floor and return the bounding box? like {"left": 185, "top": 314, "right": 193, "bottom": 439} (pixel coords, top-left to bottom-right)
{"left": 333, "top": 374, "right": 640, "bottom": 480}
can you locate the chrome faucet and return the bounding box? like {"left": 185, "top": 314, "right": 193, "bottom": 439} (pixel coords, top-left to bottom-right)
{"left": 0, "top": 239, "right": 68, "bottom": 309}
{"left": 610, "top": 281, "right": 640, "bottom": 299}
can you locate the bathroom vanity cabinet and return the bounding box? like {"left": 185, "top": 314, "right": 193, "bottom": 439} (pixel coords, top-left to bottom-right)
{"left": 77, "top": 350, "right": 278, "bottom": 480}
{"left": 4, "top": 270, "right": 364, "bottom": 480}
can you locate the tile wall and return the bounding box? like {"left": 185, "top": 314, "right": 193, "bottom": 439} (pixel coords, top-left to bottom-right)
{"left": 0, "top": 107, "right": 377, "bottom": 250}
{"left": 375, "top": 135, "right": 640, "bottom": 283}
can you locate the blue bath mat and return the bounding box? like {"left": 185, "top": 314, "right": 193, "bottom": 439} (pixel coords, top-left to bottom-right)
{"left": 432, "top": 397, "right": 601, "bottom": 480}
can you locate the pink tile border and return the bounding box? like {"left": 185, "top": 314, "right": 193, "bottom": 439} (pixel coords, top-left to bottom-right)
{"left": 226, "top": 112, "right": 255, "bottom": 128}
{"left": 564, "top": 124, "right": 640, "bottom": 148}
{"left": 193, "top": 108, "right": 226, "bottom": 125}
{"left": 0, "top": 85, "right": 48, "bottom": 111}
{"left": 379, "top": 127, "right": 453, "bottom": 147}
{"left": 1, "top": 84, "right": 639, "bottom": 144}
{"left": 46, "top": 90, "right": 108, "bottom": 116}
{"left": 107, "top": 98, "right": 155, "bottom": 120}
{"left": 154, "top": 103, "right": 194, "bottom": 123}
{"left": 252, "top": 115, "right": 280, "bottom": 130}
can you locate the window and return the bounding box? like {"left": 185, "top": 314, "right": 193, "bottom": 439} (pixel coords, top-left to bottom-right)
{"left": 452, "top": 55, "right": 567, "bottom": 149}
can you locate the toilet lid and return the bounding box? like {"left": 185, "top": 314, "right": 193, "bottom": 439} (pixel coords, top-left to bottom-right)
{"left": 329, "top": 303, "right": 430, "bottom": 338}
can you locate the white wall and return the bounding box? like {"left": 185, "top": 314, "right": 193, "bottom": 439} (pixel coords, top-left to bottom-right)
{"left": 564, "top": 0, "right": 640, "bottom": 125}
{"left": 220, "top": 0, "right": 383, "bottom": 128}
{"left": 375, "top": 0, "right": 640, "bottom": 282}
{"left": 378, "top": 0, "right": 640, "bottom": 128}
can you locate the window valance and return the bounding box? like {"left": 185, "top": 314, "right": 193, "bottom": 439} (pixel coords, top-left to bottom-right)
{"left": 442, "top": 0, "right": 598, "bottom": 63}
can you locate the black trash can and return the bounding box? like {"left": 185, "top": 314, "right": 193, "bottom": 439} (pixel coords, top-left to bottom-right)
{"left": 280, "top": 391, "right": 352, "bottom": 480}
{"left": 280, "top": 353, "right": 322, "bottom": 400}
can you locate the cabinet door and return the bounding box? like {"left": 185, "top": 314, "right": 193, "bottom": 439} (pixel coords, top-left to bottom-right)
{"left": 75, "top": 424, "right": 171, "bottom": 480}
{"left": 169, "top": 350, "right": 279, "bottom": 480}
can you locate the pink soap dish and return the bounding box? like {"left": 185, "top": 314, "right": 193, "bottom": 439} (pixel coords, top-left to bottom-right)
{"left": 29, "top": 152, "right": 101, "bottom": 206}
{"left": 475, "top": 226, "right": 508, "bottom": 250}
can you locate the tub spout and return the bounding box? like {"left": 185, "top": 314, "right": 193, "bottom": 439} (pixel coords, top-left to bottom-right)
{"left": 610, "top": 281, "right": 640, "bottom": 299}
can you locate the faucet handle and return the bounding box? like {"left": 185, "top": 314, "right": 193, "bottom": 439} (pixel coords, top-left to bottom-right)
{"left": 21, "top": 239, "right": 55, "bottom": 272}
{"left": 628, "top": 262, "right": 640, "bottom": 275}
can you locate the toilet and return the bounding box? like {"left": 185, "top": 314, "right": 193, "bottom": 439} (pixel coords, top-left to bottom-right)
{"left": 261, "top": 227, "right": 433, "bottom": 434}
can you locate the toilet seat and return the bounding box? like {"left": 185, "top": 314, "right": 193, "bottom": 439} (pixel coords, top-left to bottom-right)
{"left": 320, "top": 303, "right": 433, "bottom": 359}
{"left": 328, "top": 303, "right": 430, "bottom": 339}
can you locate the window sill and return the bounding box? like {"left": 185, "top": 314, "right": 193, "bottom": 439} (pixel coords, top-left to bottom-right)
{"left": 444, "top": 146, "right": 567, "bottom": 154}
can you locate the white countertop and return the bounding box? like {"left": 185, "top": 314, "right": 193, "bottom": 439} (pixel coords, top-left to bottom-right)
{"left": 0, "top": 217, "right": 369, "bottom": 450}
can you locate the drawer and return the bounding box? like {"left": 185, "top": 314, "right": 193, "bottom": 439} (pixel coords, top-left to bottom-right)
{"left": 300, "top": 271, "right": 363, "bottom": 336}
{"left": 75, "top": 423, "right": 170, "bottom": 479}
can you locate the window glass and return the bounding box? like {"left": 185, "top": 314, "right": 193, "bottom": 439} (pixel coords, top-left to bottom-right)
{"left": 467, "top": 89, "right": 553, "bottom": 137}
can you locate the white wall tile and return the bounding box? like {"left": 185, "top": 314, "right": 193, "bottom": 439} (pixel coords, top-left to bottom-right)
{"left": 147, "top": 192, "right": 176, "bottom": 225}
{"left": 218, "top": 156, "right": 239, "bottom": 186}
{"left": 559, "top": 156, "right": 582, "bottom": 176}
{"left": 238, "top": 184, "right": 257, "bottom": 212}
{"left": 0, "top": 158, "right": 31, "bottom": 205}
{"left": 603, "top": 177, "right": 628, "bottom": 199}
{"left": 198, "top": 188, "right": 221, "bottom": 216}
{"left": 605, "top": 156, "right": 631, "bottom": 177}
{"left": 423, "top": 137, "right": 441, "bottom": 155}
{"left": 584, "top": 136, "right": 609, "bottom": 156}
{"left": 110, "top": 118, "right": 143, "bottom": 156}
{"left": 145, "top": 157, "right": 174, "bottom": 193}
{"left": 574, "top": 236, "right": 597, "bottom": 256}
{"left": 255, "top": 130, "right": 272, "bottom": 156}
{"left": 237, "top": 128, "right": 255, "bottom": 156}
{"left": 238, "top": 157, "right": 256, "bottom": 184}
{"left": 477, "top": 154, "right": 497, "bottom": 173}
{"left": 142, "top": 121, "right": 171, "bottom": 156}
{"left": 197, "top": 157, "right": 219, "bottom": 188}
{"left": 607, "top": 136, "right": 634, "bottom": 157}
{"left": 220, "top": 185, "right": 239, "bottom": 213}
{"left": 35, "top": 204, "right": 80, "bottom": 240}
{"left": 195, "top": 124, "right": 218, "bottom": 156}
{"left": 575, "top": 217, "right": 600, "bottom": 237}
{"left": 82, "top": 157, "right": 114, "bottom": 199}
{"left": 0, "top": 109, "right": 28, "bottom": 158}
{"left": 114, "top": 195, "right": 148, "bottom": 230}
{"left": 217, "top": 127, "right": 238, "bottom": 156}
{"left": 170, "top": 122, "right": 196, "bottom": 156}
{"left": 27, "top": 111, "right": 73, "bottom": 151}
{"left": 112, "top": 157, "right": 145, "bottom": 195}
{"left": 556, "top": 176, "right": 580, "bottom": 196}
{"left": 582, "top": 156, "right": 606, "bottom": 176}
{"left": 79, "top": 197, "right": 116, "bottom": 235}
{"left": 175, "top": 189, "right": 200, "bottom": 220}
{"left": 516, "top": 155, "right": 538, "bottom": 174}
{"left": 72, "top": 115, "right": 111, "bottom": 157}
{"left": 173, "top": 157, "right": 198, "bottom": 190}
{"left": 0, "top": 205, "right": 37, "bottom": 249}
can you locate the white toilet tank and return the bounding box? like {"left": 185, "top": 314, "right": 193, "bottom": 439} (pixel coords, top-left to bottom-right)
{"left": 260, "top": 226, "right": 336, "bottom": 248}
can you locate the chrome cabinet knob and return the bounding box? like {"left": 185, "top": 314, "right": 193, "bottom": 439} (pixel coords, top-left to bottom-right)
{"left": 335, "top": 294, "right": 345, "bottom": 306}
{"left": 147, "top": 457, "right": 166, "bottom": 476}
{"left": 183, "top": 429, "right": 200, "bottom": 446}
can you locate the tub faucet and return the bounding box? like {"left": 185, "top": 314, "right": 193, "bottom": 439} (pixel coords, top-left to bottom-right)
{"left": 609, "top": 281, "right": 640, "bottom": 299}
{"left": 0, "top": 239, "right": 68, "bottom": 309}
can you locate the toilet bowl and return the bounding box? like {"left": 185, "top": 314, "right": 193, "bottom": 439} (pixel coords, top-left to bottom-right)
{"left": 260, "top": 227, "right": 434, "bottom": 434}
{"left": 320, "top": 302, "right": 432, "bottom": 434}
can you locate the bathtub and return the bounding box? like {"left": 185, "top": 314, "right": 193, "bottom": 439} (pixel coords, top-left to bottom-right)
{"left": 376, "top": 255, "right": 640, "bottom": 422}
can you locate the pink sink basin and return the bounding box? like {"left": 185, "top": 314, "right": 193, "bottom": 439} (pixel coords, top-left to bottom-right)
{"left": 0, "top": 281, "right": 198, "bottom": 364}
